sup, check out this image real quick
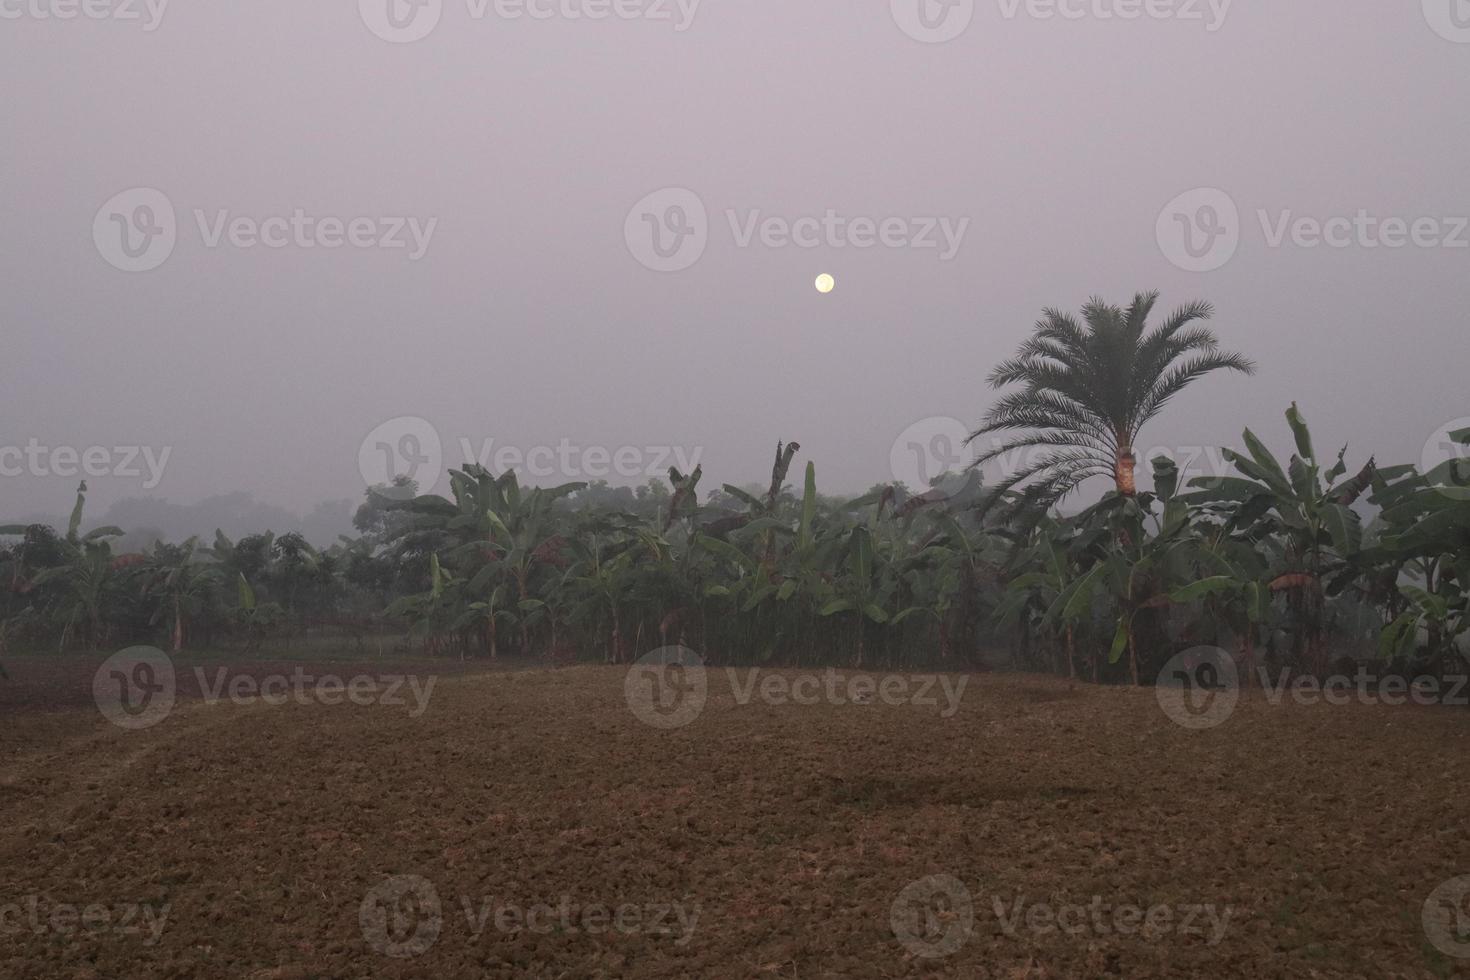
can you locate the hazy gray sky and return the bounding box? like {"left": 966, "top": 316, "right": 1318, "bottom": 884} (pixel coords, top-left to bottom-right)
{"left": 3, "top": 0, "right": 1468, "bottom": 521}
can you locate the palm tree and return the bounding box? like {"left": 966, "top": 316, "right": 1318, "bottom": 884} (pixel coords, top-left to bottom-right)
{"left": 969, "top": 292, "right": 1255, "bottom": 510}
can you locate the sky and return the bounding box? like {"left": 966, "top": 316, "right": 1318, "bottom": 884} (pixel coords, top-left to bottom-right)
{"left": 2, "top": 0, "right": 1468, "bottom": 531}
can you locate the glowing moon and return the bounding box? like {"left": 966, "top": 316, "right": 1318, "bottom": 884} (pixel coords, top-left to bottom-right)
{"left": 815, "top": 273, "right": 835, "bottom": 294}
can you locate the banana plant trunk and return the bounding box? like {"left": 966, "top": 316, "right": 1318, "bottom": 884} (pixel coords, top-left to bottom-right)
{"left": 610, "top": 607, "right": 621, "bottom": 664}
{"left": 1240, "top": 629, "right": 1255, "bottom": 690}
{"left": 172, "top": 597, "right": 184, "bottom": 654}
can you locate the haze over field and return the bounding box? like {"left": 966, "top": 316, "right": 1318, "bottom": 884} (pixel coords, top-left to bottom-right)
{"left": 3, "top": 1, "right": 1468, "bottom": 532}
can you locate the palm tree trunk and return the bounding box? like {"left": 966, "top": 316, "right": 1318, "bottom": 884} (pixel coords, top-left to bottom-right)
{"left": 1115, "top": 448, "right": 1138, "bottom": 497}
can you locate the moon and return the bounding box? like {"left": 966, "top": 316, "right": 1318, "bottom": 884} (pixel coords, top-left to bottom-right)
{"left": 815, "top": 273, "right": 835, "bottom": 294}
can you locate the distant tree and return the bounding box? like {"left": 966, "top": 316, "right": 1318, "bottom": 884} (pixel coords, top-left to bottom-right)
{"left": 354, "top": 476, "right": 418, "bottom": 539}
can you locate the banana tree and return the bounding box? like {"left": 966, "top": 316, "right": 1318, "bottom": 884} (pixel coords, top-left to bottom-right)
{"left": 1368, "top": 428, "right": 1470, "bottom": 671}
{"left": 28, "top": 484, "right": 125, "bottom": 651}
{"left": 137, "top": 537, "right": 217, "bottom": 653}
{"left": 895, "top": 513, "right": 987, "bottom": 667}
{"left": 387, "top": 466, "right": 586, "bottom": 655}
{"left": 1167, "top": 547, "right": 1272, "bottom": 688}
{"left": 818, "top": 524, "right": 911, "bottom": 668}
{"left": 0, "top": 623, "right": 9, "bottom": 679}
{"left": 1184, "top": 404, "right": 1373, "bottom": 673}
{"left": 233, "top": 573, "right": 285, "bottom": 651}
{"left": 1381, "top": 582, "right": 1468, "bottom": 672}
{"left": 664, "top": 465, "right": 703, "bottom": 533}
{"left": 561, "top": 533, "right": 640, "bottom": 663}
{"left": 1085, "top": 460, "right": 1202, "bottom": 685}
{"left": 992, "top": 515, "right": 1096, "bottom": 677}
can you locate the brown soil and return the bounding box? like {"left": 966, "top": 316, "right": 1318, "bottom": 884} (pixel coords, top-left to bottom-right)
{"left": 1, "top": 664, "right": 1468, "bottom": 978}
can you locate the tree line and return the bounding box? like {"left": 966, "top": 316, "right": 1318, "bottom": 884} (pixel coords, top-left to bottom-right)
{"left": 3, "top": 293, "right": 1466, "bottom": 688}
